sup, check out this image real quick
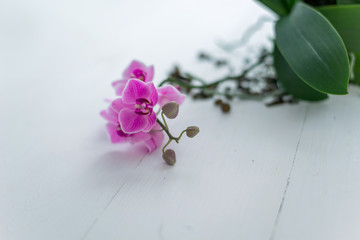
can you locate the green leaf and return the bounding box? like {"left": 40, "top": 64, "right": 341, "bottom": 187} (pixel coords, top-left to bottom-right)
{"left": 337, "top": 0, "right": 360, "bottom": 4}
{"left": 274, "top": 46, "right": 328, "bottom": 101}
{"left": 318, "top": 4, "right": 360, "bottom": 52}
{"left": 257, "top": 0, "right": 289, "bottom": 15}
{"left": 284, "top": 0, "right": 298, "bottom": 10}
{"left": 351, "top": 53, "right": 360, "bottom": 85}
{"left": 276, "top": 2, "right": 350, "bottom": 95}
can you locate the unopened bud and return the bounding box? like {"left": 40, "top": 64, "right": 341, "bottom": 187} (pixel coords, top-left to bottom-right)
{"left": 162, "top": 149, "right": 176, "bottom": 165}
{"left": 186, "top": 126, "right": 200, "bottom": 138}
{"left": 214, "top": 99, "right": 223, "bottom": 105}
{"left": 221, "top": 103, "right": 230, "bottom": 113}
{"left": 162, "top": 102, "right": 179, "bottom": 119}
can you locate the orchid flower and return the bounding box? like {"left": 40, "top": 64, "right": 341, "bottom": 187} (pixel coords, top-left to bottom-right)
{"left": 101, "top": 60, "right": 199, "bottom": 165}
{"left": 111, "top": 79, "right": 158, "bottom": 134}
{"left": 112, "top": 60, "right": 154, "bottom": 96}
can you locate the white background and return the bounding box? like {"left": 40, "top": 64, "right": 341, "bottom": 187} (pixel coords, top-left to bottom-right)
{"left": 1, "top": 0, "right": 360, "bottom": 239}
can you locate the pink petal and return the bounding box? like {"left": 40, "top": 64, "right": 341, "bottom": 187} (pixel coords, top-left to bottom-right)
{"left": 113, "top": 79, "right": 128, "bottom": 96}
{"left": 157, "top": 85, "right": 186, "bottom": 107}
{"left": 106, "top": 123, "right": 128, "bottom": 143}
{"left": 122, "top": 79, "right": 151, "bottom": 104}
{"left": 119, "top": 108, "right": 148, "bottom": 133}
{"left": 144, "top": 131, "right": 165, "bottom": 153}
{"left": 111, "top": 98, "right": 130, "bottom": 113}
{"left": 142, "top": 111, "right": 157, "bottom": 132}
{"left": 146, "top": 65, "right": 154, "bottom": 82}
{"left": 128, "top": 131, "right": 152, "bottom": 144}
{"left": 112, "top": 79, "right": 121, "bottom": 87}
{"left": 147, "top": 82, "right": 158, "bottom": 106}
{"left": 152, "top": 122, "right": 163, "bottom": 131}
{"left": 100, "top": 107, "right": 118, "bottom": 124}
{"left": 157, "top": 85, "right": 180, "bottom": 95}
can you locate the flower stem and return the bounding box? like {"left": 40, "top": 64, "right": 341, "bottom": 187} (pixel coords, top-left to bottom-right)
{"left": 159, "top": 52, "right": 270, "bottom": 89}
{"left": 162, "top": 139, "right": 172, "bottom": 154}
{"left": 177, "top": 130, "right": 187, "bottom": 140}
{"left": 161, "top": 112, "right": 168, "bottom": 131}
{"left": 157, "top": 114, "right": 187, "bottom": 153}
{"left": 156, "top": 118, "right": 179, "bottom": 143}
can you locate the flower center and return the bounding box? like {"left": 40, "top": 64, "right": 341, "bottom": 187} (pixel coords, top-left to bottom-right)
{"left": 134, "top": 98, "right": 152, "bottom": 115}
{"left": 131, "top": 69, "right": 146, "bottom": 81}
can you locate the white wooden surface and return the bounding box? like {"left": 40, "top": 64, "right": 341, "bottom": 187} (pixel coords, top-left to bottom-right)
{"left": 1, "top": 0, "right": 360, "bottom": 239}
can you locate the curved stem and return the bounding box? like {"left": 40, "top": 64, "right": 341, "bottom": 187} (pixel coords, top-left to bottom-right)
{"left": 162, "top": 139, "right": 172, "bottom": 153}
{"left": 177, "top": 130, "right": 187, "bottom": 141}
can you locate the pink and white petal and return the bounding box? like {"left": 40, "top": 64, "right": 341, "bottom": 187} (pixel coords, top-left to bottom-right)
{"left": 128, "top": 131, "right": 152, "bottom": 144}
{"left": 111, "top": 98, "right": 130, "bottom": 113}
{"left": 165, "top": 92, "right": 185, "bottom": 106}
{"left": 157, "top": 85, "right": 186, "bottom": 107}
{"left": 122, "top": 79, "right": 151, "bottom": 104}
{"left": 157, "top": 85, "right": 179, "bottom": 95}
{"left": 100, "top": 109, "right": 110, "bottom": 121}
{"left": 100, "top": 109, "right": 117, "bottom": 124}
{"left": 112, "top": 79, "right": 121, "bottom": 87}
{"left": 119, "top": 108, "right": 148, "bottom": 133}
{"left": 108, "top": 107, "right": 118, "bottom": 119}
{"left": 104, "top": 98, "right": 112, "bottom": 103}
{"left": 123, "top": 60, "right": 146, "bottom": 79}
{"left": 145, "top": 65, "right": 154, "bottom": 82}
{"left": 151, "top": 122, "right": 163, "bottom": 131}
{"left": 147, "top": 82, "right": 158, "bottom": 106}
{"left": 114, "top": 79, "right": 128, "bottom": 96}
{"left": 106, "top": 123, "right": 127, "bottom": 143}
{"left": 144, "top": 131, "right": 165, "bottom": 153}
{"left": 142, "top": 111, "right": 157, "bottom": 132}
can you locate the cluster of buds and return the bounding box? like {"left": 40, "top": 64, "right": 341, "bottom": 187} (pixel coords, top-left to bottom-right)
{"left": 100, "top": 60, "right": 199, "bottom": 165}
{"left": 158, "top": 101, "right": 200, "bottom": 165}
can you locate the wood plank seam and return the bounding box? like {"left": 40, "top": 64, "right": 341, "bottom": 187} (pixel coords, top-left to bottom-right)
{"left": 80, "top": 154, "right": 147, "bottom": 240}
{"left": 269, "top": 104, "right": 310, "bottom": 240}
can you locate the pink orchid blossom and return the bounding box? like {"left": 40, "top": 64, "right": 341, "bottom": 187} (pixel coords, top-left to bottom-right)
{"left": 100, "top": 105, "right": 164, "bottom": 152}
{"left": 112, "top": 60, "right": 154, "bottom": 96}
{"left": 157, "top": 85, "right": 186, "bottom": 107}
{"left": 111, "top": 79, "right": 158, "bottom": 134}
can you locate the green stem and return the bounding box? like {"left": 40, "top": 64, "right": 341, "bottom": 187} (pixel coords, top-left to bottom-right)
{"left": 162, "top": 139, "right": 172, "bottom": 154}
{"left": 159, "top": 52, "right": 270, "bottom": 89}
{"left": 156, "top": 118, "right": 180, "bottom": 142}
{"left": 177, "top": 130, "right": 187, "bottom": 140}
{"left": 161, "top": 112, "right": 168, "bottom": 131}
{"left": 157, "top": 118, "right": 172, "bottom": 139}
{"left": 156, "top": 116, "right": 183, "bottom": 153}
{"left": 184, "top": 73, "right": 207, "bottom": 84}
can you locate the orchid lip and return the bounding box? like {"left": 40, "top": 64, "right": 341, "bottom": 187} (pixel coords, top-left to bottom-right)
{"left": 135, "top": 98, "right": 153, "bottom": 115}
{"left": 131, "top": 69, "right": 146, "bottom": 81}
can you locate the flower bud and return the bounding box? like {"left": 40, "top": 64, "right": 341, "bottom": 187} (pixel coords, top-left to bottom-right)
{"left": 186, "top": 126, "right": 200, "bottom": 138}
{"left": 162, "top": 149, "right": 176, "bottom": 165}
{"left": 214, "top": 99, "right": 223, "bottom": 106}
{"left": 162, "top": 102, "right": 179, "bottom": 119}
{"left": 221, "top": 103, "right": 230, "bottom": 113}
